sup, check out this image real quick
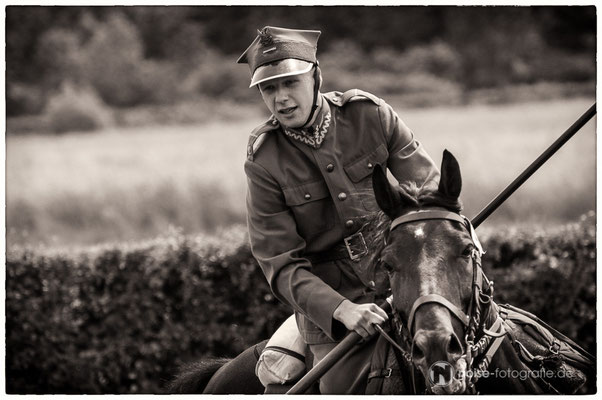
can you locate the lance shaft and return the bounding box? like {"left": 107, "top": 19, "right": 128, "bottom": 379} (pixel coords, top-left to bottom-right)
{"left": 471, "top": 103, "right": 596, "bottom": 228}
{"left": 286, "top": 297, "right": 393, "bottom": 394}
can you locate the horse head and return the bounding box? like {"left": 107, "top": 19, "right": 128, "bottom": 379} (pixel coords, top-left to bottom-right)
{"left": 373, "top": 150, "right": 494, "bottom": 394}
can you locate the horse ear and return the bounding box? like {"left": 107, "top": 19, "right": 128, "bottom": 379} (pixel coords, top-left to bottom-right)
{"left": 438, "top": 149, "right": 462, "bottom": 199}
{"left": 372, "top": 164, "right": 401, "bottom": 218}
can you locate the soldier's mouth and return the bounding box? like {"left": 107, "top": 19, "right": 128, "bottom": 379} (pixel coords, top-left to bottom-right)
{"left": 279, "top": 106, "right": 297, "bottom": 115}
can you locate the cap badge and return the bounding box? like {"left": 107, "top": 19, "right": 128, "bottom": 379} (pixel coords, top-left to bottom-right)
{"left": 258, "top": 28, "right": 275, "bottom": 46}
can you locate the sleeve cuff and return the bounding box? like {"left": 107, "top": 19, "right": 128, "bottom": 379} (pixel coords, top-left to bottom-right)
{"left": 306, "top": 285, "right": 347, "bottom": 341}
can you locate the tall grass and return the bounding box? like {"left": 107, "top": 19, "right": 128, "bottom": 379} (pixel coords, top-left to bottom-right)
{"left": 7, "top": 98, "right": 595, "bottom": 247}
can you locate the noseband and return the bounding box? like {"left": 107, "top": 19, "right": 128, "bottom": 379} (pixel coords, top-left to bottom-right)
{"left": 383, "top": 210, "right": 507, "bottom": 394}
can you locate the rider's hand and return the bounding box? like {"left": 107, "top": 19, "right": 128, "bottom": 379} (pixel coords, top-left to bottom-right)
{"left": 333, "top": 300, "right": 389, "bottom": 339}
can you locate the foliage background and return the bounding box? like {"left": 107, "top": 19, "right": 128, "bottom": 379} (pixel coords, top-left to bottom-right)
{"left": 7, "top": 6, "right": 595, "bottom": 123}
{"left": 5, "top": 5, "right": 596, "bottom": 394}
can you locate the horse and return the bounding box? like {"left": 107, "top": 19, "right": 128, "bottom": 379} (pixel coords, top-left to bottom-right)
{"left": 168, "top": 150, "right": 594, "bottom": 394}
{"left": 370, "top": 150, "right": 595, "bottom": 394}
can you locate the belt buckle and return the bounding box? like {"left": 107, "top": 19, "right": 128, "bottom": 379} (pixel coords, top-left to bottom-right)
{"left": 344, "top": 232, "right": 368, "bottom": 261}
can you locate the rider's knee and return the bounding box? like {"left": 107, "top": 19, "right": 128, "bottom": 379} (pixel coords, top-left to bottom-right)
{"left": 255, "top": 315, "right": 307, "bottom": 388}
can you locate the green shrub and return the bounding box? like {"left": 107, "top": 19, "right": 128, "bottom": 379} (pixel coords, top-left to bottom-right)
{"left": 6, "top": 226, "right": 289, "bottom": 393}
{"left": 372, "top": 41, "right": 463, "bottom": 80}
{"left": 81, "top": 13, "right": 182, "bottom": 107}
{"left": 7, "top": 82, "right": 47, "bottom": 116}
{"left": 5, "top": 214, "right": 595, "bottom": 393}
{"left": 44, "top": 82, "right": 113, "bottom": 133}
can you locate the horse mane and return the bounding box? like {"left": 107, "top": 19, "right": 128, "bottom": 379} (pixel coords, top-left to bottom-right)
{"left": 397, "top": 181, "right": 463, "bottom": 213}
{"left": 361, "top": 181, "right": 463, "bottom": 270}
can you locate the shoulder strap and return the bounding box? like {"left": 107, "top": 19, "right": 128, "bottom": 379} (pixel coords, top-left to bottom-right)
{"left": 323, "top": 89, "right": 381, "bottom": 107}
{"left": 247, "top": 117, "right": 279, "bottom": 161}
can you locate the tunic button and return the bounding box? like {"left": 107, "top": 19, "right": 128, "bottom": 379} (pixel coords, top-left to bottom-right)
{"left": 338, "top": 192, "right": 347, "bottom": 201}
{"left": 345, "top": 220, "right": 354, "bottom": 228}
{"left": 367, "top": 162, "right": 374, "bottom": 169}
{"left": 304, "top": 193, "right": 311, "bottom": 200}
{"left": 326, "top": 164, "right": 334, "bottom": 172}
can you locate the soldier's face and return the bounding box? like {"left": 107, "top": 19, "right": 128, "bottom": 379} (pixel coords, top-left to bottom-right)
{"left": 258, "top": 71, "right": 314, "bottom": 129}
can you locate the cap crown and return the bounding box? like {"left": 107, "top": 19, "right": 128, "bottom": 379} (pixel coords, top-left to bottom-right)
{"left": 237, "top": 26, "right": 321, "bottom": 74}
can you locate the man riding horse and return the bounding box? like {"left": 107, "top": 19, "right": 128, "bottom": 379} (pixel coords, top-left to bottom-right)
{"left": 239, "top": 26, "right": 440, "bottom": 394}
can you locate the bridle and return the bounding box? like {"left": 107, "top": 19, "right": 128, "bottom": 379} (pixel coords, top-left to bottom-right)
{"left": 378, "top": 209, "right": 508, "bottom": 394}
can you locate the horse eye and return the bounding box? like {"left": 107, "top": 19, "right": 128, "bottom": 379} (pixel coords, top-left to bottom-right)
{"left": 380, "top": 260, "right": 394, "bottom": 272}
{"left": 461, "top": 245, "right": 474, "bottom": 258}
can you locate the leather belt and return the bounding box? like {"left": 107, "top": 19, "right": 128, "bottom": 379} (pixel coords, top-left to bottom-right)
{"left": 306, "top": 230, "right": 370, "bottom": 264}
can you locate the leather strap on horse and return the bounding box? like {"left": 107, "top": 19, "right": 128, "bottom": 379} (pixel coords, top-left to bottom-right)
{"left": 390, "top": 210, "right": 465, "bottom": 232}
{"left": 407, "top": 294, "right": 470, "bottom": 334}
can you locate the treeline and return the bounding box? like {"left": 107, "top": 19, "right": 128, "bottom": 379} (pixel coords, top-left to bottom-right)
{"left": 6, "top": 6, "right": 595, "bottom": 130}
{"left": 6, "top": 213, "right": 595, "bottom": 393}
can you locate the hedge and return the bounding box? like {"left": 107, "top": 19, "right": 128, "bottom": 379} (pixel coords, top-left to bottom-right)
{"left": 6, "top": 213, "right": 595, "bottom": 393}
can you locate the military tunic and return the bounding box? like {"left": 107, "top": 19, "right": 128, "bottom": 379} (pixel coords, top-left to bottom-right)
{"left": 245, "top": 89, "right": 440, "bottom": 346}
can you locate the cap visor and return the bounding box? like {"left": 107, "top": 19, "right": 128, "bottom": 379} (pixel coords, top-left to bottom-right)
{"left": 250, "top": 59, "right": 313, "bottom": 87}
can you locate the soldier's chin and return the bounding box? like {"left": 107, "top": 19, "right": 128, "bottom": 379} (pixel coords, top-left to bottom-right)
{"left": 277, "top": 118, "right": 303, "bottom": 129}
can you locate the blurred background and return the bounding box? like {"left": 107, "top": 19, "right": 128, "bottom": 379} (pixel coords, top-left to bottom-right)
{"left": 6, "top": 5, "right": 596, "bottom": 247}
{"left": 5, "top": 5, "right": 596, "bottom": 394}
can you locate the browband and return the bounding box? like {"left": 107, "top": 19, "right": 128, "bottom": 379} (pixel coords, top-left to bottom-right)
{"left": 390, "top": 210, "right": 466, "bottom": 231}
{"left": 390, "top": 210, "right": 485, "bottom": 256}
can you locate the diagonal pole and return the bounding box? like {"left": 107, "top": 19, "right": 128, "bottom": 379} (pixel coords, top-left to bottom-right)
{"left": 286, "top": 297, "right": 393, "bottom": 394}
{"left": 471, "top": 103, "right": 596, "bottom": 228}
{"left": 287, "top": 103, "right": 596, "bottom": 394}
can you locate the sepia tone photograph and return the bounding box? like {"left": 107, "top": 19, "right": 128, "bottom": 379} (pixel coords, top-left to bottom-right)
{"left": 5, "top": 5, "right": 596, "bottom": 394}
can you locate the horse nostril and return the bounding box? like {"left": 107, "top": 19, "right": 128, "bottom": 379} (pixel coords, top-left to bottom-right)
{"left": 412, "top": 344, "right": 425, "bottom": 360}
{"left": 447, "top": 332, "right": 463, "bottom": 356}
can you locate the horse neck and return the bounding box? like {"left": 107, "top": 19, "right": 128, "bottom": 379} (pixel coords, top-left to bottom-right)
{"left": 361, "top": 211, "right": 391, "bottom": 265}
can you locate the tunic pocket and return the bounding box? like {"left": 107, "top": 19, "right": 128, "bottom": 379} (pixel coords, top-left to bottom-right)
{"left": 282, "top": 180, "right": 335, "bottom": 240}
{"left": 344, "top": 144, "right": 388, "bottom": 182}
{"left": 343, "top": 144, "right": 389, "bottom": 210}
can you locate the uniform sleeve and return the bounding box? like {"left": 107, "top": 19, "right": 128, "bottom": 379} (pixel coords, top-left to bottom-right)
{"left": 244, "top": 160, "right": 347, "bottom": 340}
{"left": 378, "top": 102, "right": 440, "bottom": 191}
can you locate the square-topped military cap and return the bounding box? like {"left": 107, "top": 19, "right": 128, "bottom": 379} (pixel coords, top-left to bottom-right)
{"left": 237, "top": 26, "right": 321, "bottom": 87}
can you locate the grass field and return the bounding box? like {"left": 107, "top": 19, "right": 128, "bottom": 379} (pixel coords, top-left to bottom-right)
{"left": 7, "top": 97, "right": 596, "bottom": 247}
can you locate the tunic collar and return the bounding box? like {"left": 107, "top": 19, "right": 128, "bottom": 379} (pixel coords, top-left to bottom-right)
{"left": 280, "top": 95, "right": 331, "bottom": 149}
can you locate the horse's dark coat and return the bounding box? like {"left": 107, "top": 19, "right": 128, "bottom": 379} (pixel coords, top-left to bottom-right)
{"left": 168, "top": 151, "right": 593, "bottom": 394}
{"left": 203, "top": 340, "right": 267, "bottom": 394}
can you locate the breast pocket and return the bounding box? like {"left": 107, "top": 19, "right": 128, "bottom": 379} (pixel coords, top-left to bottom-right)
{"left": 282, "top": 180, "right": 336, "bottom": 240}
{"left": 344, "top": 144, "right": 389, "bottom": 211}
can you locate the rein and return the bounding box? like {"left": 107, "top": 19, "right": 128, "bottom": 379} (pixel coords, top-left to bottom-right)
{"left": 380, "top": 209, "right": 507, "bottom": 394}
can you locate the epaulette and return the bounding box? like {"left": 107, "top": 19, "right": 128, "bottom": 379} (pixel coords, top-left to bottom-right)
{"left": 323, "top": 89, "right": 381, "bottom": 107}
{"left": 247, "top": 117, "right": 279, "bottom": 161}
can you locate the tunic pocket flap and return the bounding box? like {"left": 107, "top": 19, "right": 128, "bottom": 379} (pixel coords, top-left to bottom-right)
{"left": 283, "top": 180, "right": 331, "bottom": 206}
{"left": 344, "top": 144, "right": 388, "bottom": 182}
